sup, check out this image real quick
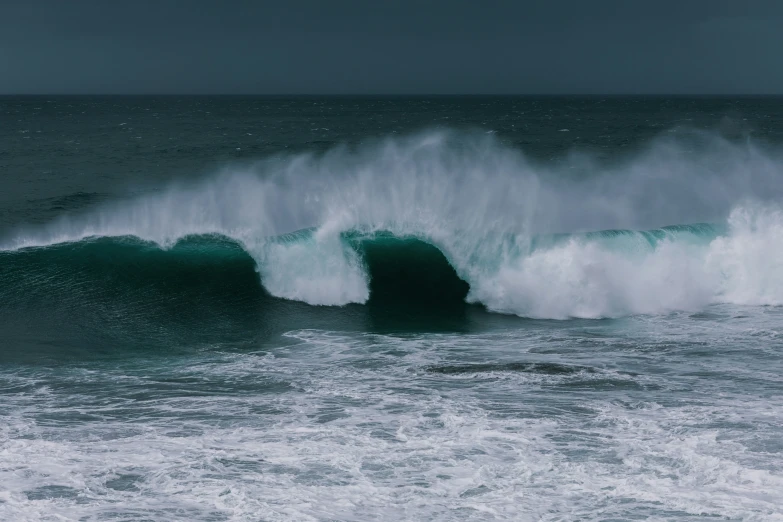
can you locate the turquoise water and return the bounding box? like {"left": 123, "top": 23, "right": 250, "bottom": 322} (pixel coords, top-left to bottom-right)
{"left": 1, "top": 96, "right": 782, "bottom": 520}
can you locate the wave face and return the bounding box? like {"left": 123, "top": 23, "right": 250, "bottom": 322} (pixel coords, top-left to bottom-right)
{"left": 3, "top": 130, "right": 783, "bottom": 319}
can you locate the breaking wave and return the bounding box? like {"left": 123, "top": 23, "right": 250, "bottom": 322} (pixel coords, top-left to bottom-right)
{"left": 3, "top": 130, "right": 783, "bottom": 319}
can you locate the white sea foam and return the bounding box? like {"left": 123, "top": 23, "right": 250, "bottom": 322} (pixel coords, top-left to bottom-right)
{"left": 1, "top": 326, "right": 781, "bottom": 521}
{"left": 254, "top": 233, "right": 369, "bottom": 305}
{"left": 3, "top": 130, "right": 783, "bottom": 318}
{"left": 464, "top": 205, "right": 783, "bottom": 318}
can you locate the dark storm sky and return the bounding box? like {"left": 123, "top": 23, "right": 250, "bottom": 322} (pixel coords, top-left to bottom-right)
{"left": 2, "top": 0, "right": 783, "bottom": 94}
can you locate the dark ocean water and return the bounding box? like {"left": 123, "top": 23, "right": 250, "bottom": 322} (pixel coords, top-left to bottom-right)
{"left": 1, "top": 96, "right": 782, "bottom": 521}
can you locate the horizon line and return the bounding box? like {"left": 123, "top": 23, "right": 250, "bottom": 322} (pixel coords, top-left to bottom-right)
{"left": 2, "top": 93, "right": 783, "bottom": 97}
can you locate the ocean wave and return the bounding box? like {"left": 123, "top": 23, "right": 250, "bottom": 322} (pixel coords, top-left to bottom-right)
{"left": 1, "top": 212, "right": 781, "bottom": 320}
{"left": 2, "top": 130, "right": 783, "bottom": 319}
